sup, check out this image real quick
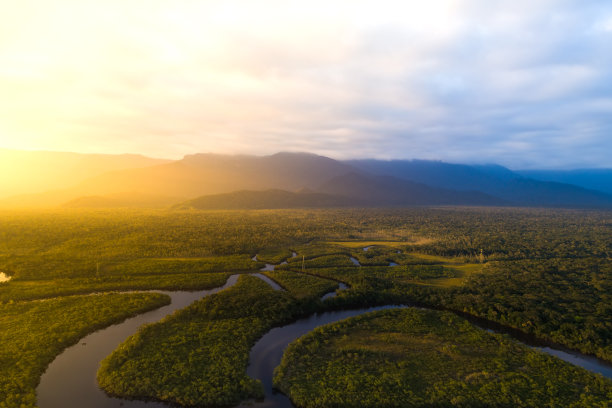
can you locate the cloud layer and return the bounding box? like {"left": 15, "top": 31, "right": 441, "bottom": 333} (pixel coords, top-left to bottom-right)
{"left": 1, "top": 0, "right": 611, "bottom": 168}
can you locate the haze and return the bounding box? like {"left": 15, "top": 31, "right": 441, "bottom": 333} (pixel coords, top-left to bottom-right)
{"left": 1, "top": 0, "right": 611, "bottom": 169}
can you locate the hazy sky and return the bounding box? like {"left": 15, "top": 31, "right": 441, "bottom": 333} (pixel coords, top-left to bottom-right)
{"left": 1, "top": 0, "right": 611, "bottom": 169}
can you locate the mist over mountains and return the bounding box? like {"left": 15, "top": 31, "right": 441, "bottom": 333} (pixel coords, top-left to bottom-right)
{"left": 2, "top": 149, "right": 611, "bottom": 209}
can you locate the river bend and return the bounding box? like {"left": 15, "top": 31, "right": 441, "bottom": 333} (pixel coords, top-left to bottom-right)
{"left": 37, "top": 258, "right": 612, "bottom": 408}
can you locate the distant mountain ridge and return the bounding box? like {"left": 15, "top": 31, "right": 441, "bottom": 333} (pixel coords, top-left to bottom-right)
{"left": 346, "top": 159, "right": 612, "bottom": 207}
{"left": 317, "top": 172, "right": 506, "bottom": 206}
{"left": 62, "top": 192, "right": 181, "bottom": 209}
{"left": 175, "top": 189, "right": 359, "bottom": 209}
{"left": 67, "top": 152, "right": 358, "bottom": 199}
{"left": 2, "top": 149, "right": 611, "bottom": 209}
{"left": 0, "top": 149, "right": 170, "bottom": 199}
{"left": 517, "top": 169, "right": 612, "bottom": 196}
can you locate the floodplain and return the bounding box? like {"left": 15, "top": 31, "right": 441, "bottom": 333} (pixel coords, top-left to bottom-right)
{"left": 0, "top": 207, "right": 611, "bottom": 407}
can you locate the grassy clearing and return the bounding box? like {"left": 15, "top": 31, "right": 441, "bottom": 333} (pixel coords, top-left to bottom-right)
{"left": 275, "top": 308, "right": 612, "bottom": 408}
{"left": 0, "top": 292, "right": 169, "bottom": 408}
{"left": 432, "top": 263, "right": 486, "bottom": 287}
{"left": 397, "top": 253, "right": 485, "bottom": 287}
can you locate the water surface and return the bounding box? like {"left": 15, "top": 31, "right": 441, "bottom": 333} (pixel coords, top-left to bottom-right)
{"left": 320, "top": 283, "right": 349, "bottom": 301}
{"left": 37, "top": 275, "right": 240, "bottom": 408}
{"left": 246, "top": 305, "right": 612, "bottom": 407}
{"left": 254, "top": 273, "right": 285, "bottom": 291}
{"left": 37, "top": 263, "right": 612, "bottom": 408}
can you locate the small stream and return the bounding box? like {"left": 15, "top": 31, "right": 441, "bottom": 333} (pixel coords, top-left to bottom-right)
{"left": 253, "top": 254, "right": 347, "bottom": 300}
{"left": 320, "top": 283, "right": 348, "bottom": 301}
{"left": 254, "top": 273, "right": 285, "bottom": 291}
{"left": 255, "top": 252, "right": 295, "bottom": 272}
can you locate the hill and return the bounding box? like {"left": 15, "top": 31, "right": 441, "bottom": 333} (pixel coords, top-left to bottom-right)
{"left": 62, "top": 192, "right": 182, "bottom": 208}
{"left": 3, "top": 150, "right": 612, "bottom": 209}
{"left": 1, "top": 152, "right": 358, "bottom": 208}
{"left": 346, "top": 159, "right": 612, "bottom": 207}
{"left": 518, "top": 169, "right": 612, "bottom": 196}
{"left": 317, "top": 173, "right": 506, "bottom": 206}
{"left": 79, "top": 152, "right": 358, "bottom": 197}
{"left": 0, "top": 149, "right": 170, "bottom": 199}
{"left": 174, "top": 189, "right": 358, "bottom": 209}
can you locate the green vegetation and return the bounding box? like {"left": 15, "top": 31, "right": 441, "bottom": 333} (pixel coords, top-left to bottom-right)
{"left": 275, "top": 308, "right": 612, "bottom": 407}
{"left": 0, "top": 209, "right": 346, "bottom": 281}
{"left": 256, "top": 247, "right": 294, "bottom": 264}
{"left": 280, "top": 254, "right": 355, "bottom": 269}
{"left": 444, "top": 258, "right": 612, "bottom": 361}
{"left": 0, "top": 292, "right": 169, "bottom": 408}
{"left": 350, "top": 245, "right": 399, "bottom": 266}
{"left": 262, "top": 270, "right": 339, "bottom": 299}
{"left": 0, "top": 207, "right": 611, "bottom": 407}
{"left": 289, "top": 242, "right": 349, "bottom": 260}
{"left": 104, "top": 255, "right": 258, "bottom": 276}
{"left": 0, "top": 272, "right": 232, "bottom": 302}
{"left": 97, "top": 275, "right": 314, "bottom": 407}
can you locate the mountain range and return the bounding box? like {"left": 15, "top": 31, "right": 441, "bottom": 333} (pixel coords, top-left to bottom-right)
{"left": 1, "top": 149, "right": 611, "bottom": 209}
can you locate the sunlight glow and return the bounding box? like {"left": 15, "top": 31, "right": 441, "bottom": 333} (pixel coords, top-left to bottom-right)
{"left": 0, "top": 0, "right": 610, "bottom": 168}
{"left": 0, "top": 0, "right": 461, "bottom": 157}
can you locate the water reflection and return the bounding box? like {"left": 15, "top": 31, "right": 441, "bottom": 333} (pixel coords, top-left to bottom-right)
{"left": 246, "top": 305, "right": 612, "bottom": 408}
{"left": 37, "top": 275, "right": 240, "bottom": 408}
{"left": 320, "top": 283, "right": 349, "bottom": 301}
{"left": 253, "top": 273, "right": 285, "bottom": 291}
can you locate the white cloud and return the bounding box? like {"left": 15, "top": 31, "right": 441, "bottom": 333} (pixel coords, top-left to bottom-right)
{"left": 0, "top": 0, "right": 611, "bottom": 167}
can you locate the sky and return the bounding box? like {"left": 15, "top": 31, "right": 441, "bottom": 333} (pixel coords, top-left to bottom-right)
{"left": 0, "top": 0, "right": 611, "bottom": 169}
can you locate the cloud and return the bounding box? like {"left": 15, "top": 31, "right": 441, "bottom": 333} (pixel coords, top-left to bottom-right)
{"left": 0, "top": 0, "right": 611, "bottom": 168}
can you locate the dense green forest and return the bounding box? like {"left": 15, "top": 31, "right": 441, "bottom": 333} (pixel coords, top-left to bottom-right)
{"left": 0, "top": 292, "right": 169, "bottom": 408}
{"left": 274, "top": 309, "right": 612, "bottom": 407}
{"left": 0, "top": 272, "right": 233, "bottom": 302}
{"left": 97, "top": 275, "right": 319, "bottom": 406}
{"left": 0, "top": 207, "right": 611, "bottom": 407}
{"left": 262, "top": 270, "right": 339, "bottom": 299}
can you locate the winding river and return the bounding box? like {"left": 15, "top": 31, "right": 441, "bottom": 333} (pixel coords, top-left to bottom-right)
{"left": 37, "top": 275, "right": 241, "bottom": 408}
{"left": 246, "top": 305, "right": 612, "bottom": 408}
{"left": 37, "top": 254, "right": 612, "bottom": 408}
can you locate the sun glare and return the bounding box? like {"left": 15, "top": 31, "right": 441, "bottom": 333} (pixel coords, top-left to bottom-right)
{"left": 0, "top": 0, "right": 463, "bottom": 155}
